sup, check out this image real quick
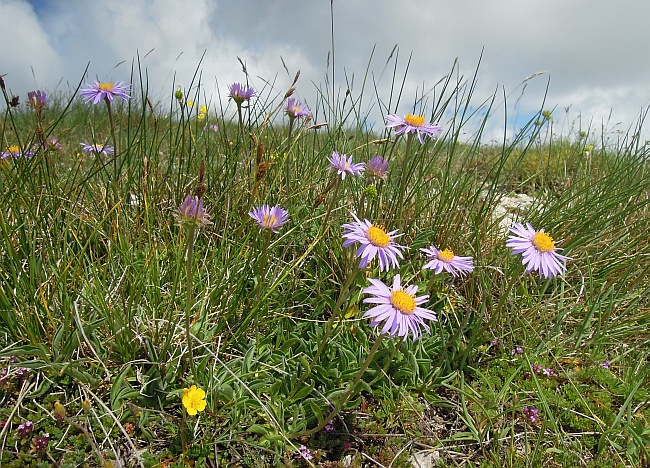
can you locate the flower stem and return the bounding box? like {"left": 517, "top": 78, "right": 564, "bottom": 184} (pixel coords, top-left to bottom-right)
{"left": 184, "top": 225, "right": 198, "bottom": 380}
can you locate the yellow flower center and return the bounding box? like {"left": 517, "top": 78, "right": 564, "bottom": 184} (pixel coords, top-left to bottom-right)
{"left": 390, "top": 289, "right": 416, "bottom": 314}
{"left": 7, "top": 145, "right": 20, "bottom": 154}
{"left": 532, "top": 231, "right": 555, "bottom": 252}
{"left": 437, "top": 249, "right": 455, "bottom": 262}
{"left": 405, "top": 113, "right": 425, "bottom": 127}
{"left": 98, "top": 82, "right": 115, "bottom": 92}
{"left": 291, "top": 105, "right": 301, "bottom": 114}
{"left": 366, "top": 225, "right": 391, "bottom": 247}
{"left": 263, "top": 214, "right": 278, "bottom": 227}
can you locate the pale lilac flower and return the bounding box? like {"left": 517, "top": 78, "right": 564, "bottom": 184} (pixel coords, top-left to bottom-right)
{"left": 421, "top": 246, "right": 474, "bottom": 277}
{"left": 342, "top": 213, "right": 406, "bottom": 271}
{"left": 80, "top": 80, "right": 131, "bottom": 104}
{"left": 511, "top": 346, "right": 523, "bottom": 355}
{"left": 325, "top": 420, "right": 334, "bottom": 432}
{"left": 81, "top": 142, "right": 114, "bottom": 156}
{"left": 249, "top": 204, "right": 289, "bottom": 233}
{"left": 522, "top": 406, "right": 539, "bottom": 423}
{"left": 204, "top": 124, "right": 219, "bottom": 132}
{"left": 532, "top": 364, "right": 543, "bottom": 374}
{"left": 298, "top": 444, "right": 313, "bottom": 461}
{"left": 542, "top": 368, "right": 554, "bottom": 376}
{"left": 17, "top": 421, "right": 35, "bottom": 437}
{"left": 385, "top": 113, "right": 442, "bottom": 144}
{"left": 366, "top": 156, "right": 388, "bottom": 179}
{"left": 506, "top": 222, "right": 570, "bottom": 278}
{"left": 228, "top": 83, "right": 255, "bottom": 105}
{"left": 26, "top": 90, "right": 48, "bottom": 110}
{"left": 327, "top": 151, "right": 365, "bottom": 179}
{"left": 362, "top": 275, "right": 437, "bottom": 341}
{"left": 173, "top": 195, "right": 213, "bottom": 229}
{"left": 602, "top": 359, "right": 611, "bottom": 369}
{"left": 285, "top": 98, "right": 310, "bottom": 119}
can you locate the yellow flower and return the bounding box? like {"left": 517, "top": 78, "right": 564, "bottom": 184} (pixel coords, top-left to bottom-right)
{"left": 197, "top": 113, "right": 205, "bottom": 121}
{"left": 186, "top": 100, "right": 194, "bottom": 107}
{"left": 182, "top": 385, "right": 206, "bottom": 415}
{"left": 199, "top": 105, "right": 208, "bottom": 115}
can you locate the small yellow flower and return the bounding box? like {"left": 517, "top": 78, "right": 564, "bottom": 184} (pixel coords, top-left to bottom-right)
{"left": 198, "top": 113, "right": 205, "bottom": 121}
{"left": 182, "top": 385, "right": 207, "bottom": 415}
{"left": 186, "top": 100, "right": 194, "bottom": 107}
{"left": 199, "top": 105, "right": 208, "bottom": 115}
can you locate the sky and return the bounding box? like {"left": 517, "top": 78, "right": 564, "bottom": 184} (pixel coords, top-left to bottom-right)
{"left": 2, "top": 0, "right": 650, "bottom": 143}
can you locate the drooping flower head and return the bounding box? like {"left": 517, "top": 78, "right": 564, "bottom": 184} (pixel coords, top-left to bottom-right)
{"left": 80, "top": 80, "right": 131, "bottom": 105}
{"left": 366, "top": 156, "right": 389, "bottom": 179}
{"left": 1, "top": 145, "right": 33, "bottom": 159}
{"left": 181, "top": 385, "right": 207, "bottom": 416}
{"left": 421, "top": 246, "right": 474, "bottom": 277}
{"left": 228, "top": 83, "right": 256, "bottom": 106}
{"left": 506, "top": 222, "right": 570, "bottom": 278}
{"left": 249, "top": 204, "right": 289, "bottom": 233}
{"left": 81, "top": 142, "right": 114, "bottom": 156}
{"left": 327, "top": 151, "right": 365, "bottom": 179}
{"left": 173, "top": 195, "right": 213, "bottom": 229}
{"left": 342, "top": 213, "right": 405, "bottom": 271}
{"left": 363, "top": 275, "right": 437, "bottom": 341}
{"left": 285, "top": 98, "right": 310, "bottom": 119}
{"left": 26, "top": 90, "right": 48, "bottom": 111}
{"left": 385, "top": 113, "right": 442, "bottom": 145}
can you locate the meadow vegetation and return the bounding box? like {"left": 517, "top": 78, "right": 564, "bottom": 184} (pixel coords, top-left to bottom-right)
{"left": 0, "top": 54, "right": 648, "bottom": 467}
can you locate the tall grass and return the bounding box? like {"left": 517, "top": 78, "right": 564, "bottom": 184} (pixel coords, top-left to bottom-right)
{"left": 0, "top": 53, "right": 648, "bottom": 467}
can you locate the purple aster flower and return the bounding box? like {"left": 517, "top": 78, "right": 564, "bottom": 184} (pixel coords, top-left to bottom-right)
{"left": 341, "top": 213, "right": 406, "bottom": 271}
{"left": 421, "top": 246, "right": 474, "bottom": 277}
{"left": 1, "top": 145, "right": 32, "bottom": 159}
{"left": 327, "top": 151, "right": 365, "bottom": 179}
{"left": 80, "top": 80, "right": 131, "bottom": 104}
{"left": 366, "top": 156, "right": 389, "bottom": 179}
{"left": 26, "top": 90, "right": 48, "bottom": 110}
{"left": 173, "top": 195, "right": 213, "bottom": 229}
{"left": 17, "top": 421, "right": 35, "bottom": 437}
{"left": 385, "top": 113, "right": 442, "bottom": 145}
{"left": 506, "top": 222, "right": 570, "bottom": 278}
{"left": 522, "top": 406, "right": 539, "bottom": 423}
{"left": 81, "top": 143, "right": 114, "bottom": 156}
{"left": 362, "top": 274, "right": 437, "bottom": 341}
{"left": 285, "top": 98, "right": 310, "bottom": 119}
{"left": 248, "top": 204, "right": 289, "bottom": 233}
{"left": 228, "top": 83, "right": 255, "bottom": 105}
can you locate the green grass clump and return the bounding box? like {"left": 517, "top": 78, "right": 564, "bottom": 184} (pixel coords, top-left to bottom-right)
{"left": 0, "top": 52, "right": 648, "bottom": 467}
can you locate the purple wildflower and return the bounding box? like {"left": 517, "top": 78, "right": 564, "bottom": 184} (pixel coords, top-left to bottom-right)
{"left": 511, "top": 346, "right": 524, "bottom": 355}
{"left": 385, "top": 113, "right": 442, "bottom": 144}
{"left": 362, "top": 274, "right": 437, "bottom": 341}
{"left": 228, "top": 83, "right": 255, "bottom": 105}
{"left": 327, "top": 151, "right": 365, "bottom": 179}
{"left": 341, "top": 213, "right": 406, "bottom": 271}
{"left": 506, "top": 222, "right": 570, "bottom": 278}
{"left": 285, "top": 98, "right": 310, "bottom": 119}
{"left": 248, "top": 204, "right": 289, "bottom": 233}
{"left": 173, "top": 195, "right": 213, "bottom": 229}
{"left": 421, "top": 246, "right": 474, "bottom": 277}
{"left": 522, "top": 406, "right": 539, "bottom": 423}
{"left": 297, "top": 444, "right": 313, "bottom": 461}
{"left": 27, "top": 90, "right": 48, "bottom": 110}
{"left": 17, "top": 421, "right": 35, "bottom": 437}
{"left": 32, "top": 433, "right": 50, "bottom": 451}
{"left": 80, "top": 80, "right": 131, "bottom": 104}
{"left": 81, "top": 143, "right": 114, "bottom": 156}
{"left": 366, "top": 156, "right": 389, "bottom": 179}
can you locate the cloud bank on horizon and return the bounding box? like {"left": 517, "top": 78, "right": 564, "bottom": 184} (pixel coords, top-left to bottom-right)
{"left": 2, "top": 0, "right": 649, "bottom": 142}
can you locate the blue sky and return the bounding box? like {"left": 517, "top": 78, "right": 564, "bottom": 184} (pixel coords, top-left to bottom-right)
{"left": 2, "top": 0, "right": 650, "bottom": 142}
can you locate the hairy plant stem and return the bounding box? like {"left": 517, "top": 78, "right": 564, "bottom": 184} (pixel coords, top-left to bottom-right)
{"left": 184, "top": 225, "right": 198, "bottom": 380}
